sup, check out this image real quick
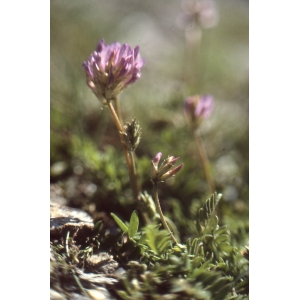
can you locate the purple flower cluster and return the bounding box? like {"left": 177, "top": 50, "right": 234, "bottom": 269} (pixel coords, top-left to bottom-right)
{"left": 83, "top": 39, "right": 145, "bottom": 103}
{"left": 151, "top": 152, "right": 184, "bottom": 183}
{"left": 184, "top": 94, "right": 214, "bottom": 126}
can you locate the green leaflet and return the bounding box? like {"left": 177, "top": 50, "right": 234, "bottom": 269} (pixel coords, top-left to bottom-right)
{"left": 92, "top": 220, "right": 103, "bottom": 234}
{"left": 219, "top": 242, "right": 233, "bottom": 254}
{"left": 145, "top": 225, "right": 172, "bottom": 256}
{"left": 197, "top": 193, "right": 222, "bottom": 236}
{"left": 215, "top": 234, "right": 229, "bottom": 244}
{"left": 110, "top": 213, "right": 128, "bottom": 233}
{"left": 128, "top": 210, "right": 139, "bottom": 238}
{"left": 138, "top": 233, "right": 147, "bottom": 245}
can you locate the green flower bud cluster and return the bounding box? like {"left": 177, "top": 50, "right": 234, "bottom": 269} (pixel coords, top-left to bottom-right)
{"left": 120, "top": 118, "right": 142, "bottom": 152}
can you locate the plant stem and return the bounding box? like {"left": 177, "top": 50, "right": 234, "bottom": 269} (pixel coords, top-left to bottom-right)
{"left": 152, "top": 182, "right": 178, "bottom": 244}
{"left": 107, "top": 100, "right": 139, "bottom": 199}
{"left": 65, "top": 231, "right": 70, "bottom": 257}
{"left": 129, "top": 151, "right": 137, "bottom": 179}
{"left": 184, "top": 27, "right": 202, "bottom": 90}
{"left": 193, "top": 129, "right": 215, "bottom": 195}
{"left": 106, "top": 99, "right": 149, "bottom": 224}
{"left": 113, "top": 97, "right": 137, "bottom": 185}
{"left": 71, "top": 269, "right": 90, "bottom": 299}
{"left": 115, "top": 96, "right": 124, "bottom": 126}
{"left": 130, "top": 148, "right": 151, "bottom": 224}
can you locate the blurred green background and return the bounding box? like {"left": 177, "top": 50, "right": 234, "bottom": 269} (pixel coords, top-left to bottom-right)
{"left": 50, "top": 0, "right": 248, "bottom": 243}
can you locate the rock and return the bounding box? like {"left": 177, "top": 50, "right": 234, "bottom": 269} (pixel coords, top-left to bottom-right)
{"left": 86, "top": 287, "right": 113, "bottom": 300}
{"left": 69, "top": 293, "right": 91, "bottom": 300}
{"left": 50, "top": 193, "right": 94, "bottom": 239}
{"left": 50, "top": 289, "right": 67, "bottom": 300}
{"left": 86, "top": 253, "right": 119, "bottom": 274}
{"left": 76, "top": 269, "right": 118, "bottom": 286}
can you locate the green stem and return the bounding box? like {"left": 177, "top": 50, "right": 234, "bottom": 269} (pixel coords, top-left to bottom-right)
{"left": 65, "top": 233, "right": 90, "bottom": 298}
{"left": 106, "top": 99, "right": 123, "bottom": 133}
{"left": 163, "top": 216, "right": 180, "bottom": 240}
{"left": 71, "top": 269, "right": 90, "bottom": 299}
{"left": 107, "top": 100, "right": 138, "bottom": 199}
{"left": 184, "top": 27, "right": 202, "bottom": 91}
{"left": 106, "top": 100, "right": 149, "bottom": 224}
{"left": 129, "top": 151, "right": 137, "bottom": 179}
{"left": 193, "top": 129, "right": 215, "bottom": 195}
{"left": 152, "top": 182, "right": 178, "bottom": 244}
{"left": 115, "top": 96, "right": 124, "bottom": 126}
{"left": 65, "top": 231, "right": 70, "bottom": 257}
{"left": 130, "top": 151, "right": 151, "bottom": 224}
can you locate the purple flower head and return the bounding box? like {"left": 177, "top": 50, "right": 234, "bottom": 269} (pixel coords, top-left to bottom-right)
{"left": 151, "top": 152, "right": 184, "bottom": 183}
{"left": 82, "top": 39, "right": 145, "bottom": 104}
{"left": 152, "top": 152, "right": 162, "bottom": 168}
{"left": 177, "top": 0, "right": 219, "bottom": 30}
{"left": 184, "top": 94, "right": 213, "bottom": 127}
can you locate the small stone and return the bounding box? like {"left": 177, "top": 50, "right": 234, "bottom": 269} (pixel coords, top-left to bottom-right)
{"left": 50, "top": 201, "right": 93, "bottom": 240}
{"left": 86, "top": 253, "right": 119, "bottom": 274}
{"left": 50, "top": 289, "right": 67, "bottom": 300}
{"left": 86, "top": 287, "right": 112, "bottom": 300}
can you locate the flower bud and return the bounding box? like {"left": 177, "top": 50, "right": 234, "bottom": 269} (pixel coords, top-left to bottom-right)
{"left": 151, "top": 153, "right": 183, "bottom": 183}
{"left": 159, "top": 163, "right": 184, "bottom": 182}
{"left": 151, "top": 152, "right": 162, "bottom": 179}
{"left": 152, "top": 152, "right": 162, "bottom": 166}
{"left": 120, "top": 118, "right": 142, "bottom": 152}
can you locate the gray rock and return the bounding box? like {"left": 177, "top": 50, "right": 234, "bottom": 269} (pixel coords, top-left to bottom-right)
{"left": 50, "top": 201, "right": 94, "bottom": 239}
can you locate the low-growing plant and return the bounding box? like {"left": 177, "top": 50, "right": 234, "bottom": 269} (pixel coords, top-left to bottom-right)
{"left": 51, "top": 2, "right": 248, "bottom": 298}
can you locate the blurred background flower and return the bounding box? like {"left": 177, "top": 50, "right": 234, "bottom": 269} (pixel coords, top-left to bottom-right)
{"left": 177, "top": 0, "right": 219, "bottom": 30}
{"left": 184, "top": 94, "right": 214, "bottom": 127}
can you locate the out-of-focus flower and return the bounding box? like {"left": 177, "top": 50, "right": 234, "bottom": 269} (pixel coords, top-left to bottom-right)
{"left": 177, "top": 0, "right": 219, "bottom": 30}
{"left": 151, "top": 152, "right": 184, "bottom": 183}
{"left": 82, "top": 39, "right": 145, "bottom": 104}
{"left": 184, "top": 94, "right": 213, "bottom": 127}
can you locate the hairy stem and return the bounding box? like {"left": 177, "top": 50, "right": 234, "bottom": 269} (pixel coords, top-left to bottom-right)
{"left": 129, "top": 151, "right": 137, "bottom": 179}
{"left": 107, "top": 100, "right": 139, "bottom": 199}
{"left": 193, "top": 129, "right": 215, "bottom": 194}
{"left": 107, "top": 99, "right": 149, "bottom": 224}
{"left": 152, "top": 182, "right": 178, "bottom": 244}
{"left": 115, "top": 96, "right": 124, "bottom": 126}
